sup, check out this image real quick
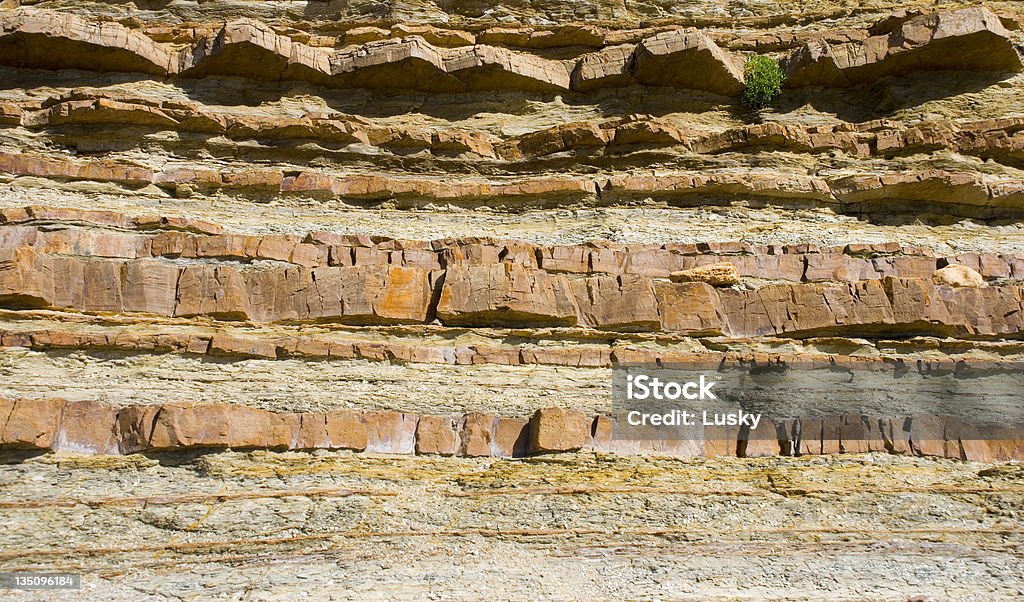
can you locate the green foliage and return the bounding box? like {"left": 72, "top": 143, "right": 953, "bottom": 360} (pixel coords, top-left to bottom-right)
{"left": 741, "top": 55, "right": 784, "bottom": 110}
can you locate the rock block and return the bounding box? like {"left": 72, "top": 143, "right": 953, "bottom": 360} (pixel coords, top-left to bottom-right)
{"left": 528, "top": 407, "right": 590, "bottom": 453}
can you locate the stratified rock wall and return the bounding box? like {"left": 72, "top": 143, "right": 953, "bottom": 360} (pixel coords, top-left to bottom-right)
{"left": 1, "top": 1, "right": 1024, "bottom": 597}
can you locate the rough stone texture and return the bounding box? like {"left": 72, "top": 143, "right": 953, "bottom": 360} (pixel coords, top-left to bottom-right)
{"left": 669, "top": 262, "right": 741, "bottom": 286}
{"left": 325, "top": 410, "right": 368, "bottom": 451}
{"left": 415, "top": 415, "right": 459, "bottom": 456}
{"left": 933, "top": 264, "right": 986, "bottom": 287}
{"left": 437, "top": 264, "right": 578, "bottom": 327}
{"left": 0, "top": 9, "right": 175, "bottom": 75}
{"left": 529, "top": 407, "right": 591, "bottom": 453}
{"left": 11, "top": 395, "right": 1018, "bottom": 462}
{"left": 459, "top": 412, "right": 496, "bottom": 457}
{"left": 2, "top": 1, "right": 1024, "bottom": 597}
{"left": 362, "top": 410, "right": 418, "bottom": 454}
{"left": 493, "top": 417, "right": 530, "bottom": 458}
{"left": 0, "top": 397, "right": 64, "bottom": 448}
{"left": 53, "top": 399, "right": 119, "bottom": 455}
{"left": 570, "top": 274, "right": 661, "bottom": 330}
{"left": 785, "top": 8, "right": 1023, "bottom": 87}
{"left": 632, "top": 30, "right": 745, "bottom": 95}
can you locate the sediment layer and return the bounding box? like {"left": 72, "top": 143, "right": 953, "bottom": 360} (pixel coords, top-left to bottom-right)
{"left": 2, "top": 8, "right": 1017, "bottom": 92}
{"left": 3, "top": 395, "right": 1021, "bottom": 462}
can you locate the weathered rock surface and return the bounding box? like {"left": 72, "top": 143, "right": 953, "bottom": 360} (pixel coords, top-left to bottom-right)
{"left": 784, "top": 8, "right": 1023, "bottom": 87}
{"left": 4, "top": 396, "right": 1020, "bottom": 461}
{"left": 933, "top": 264, "right": 986, "bottom": 288}
{"left": 3, "top": 1, "right": 1024, "bottom": 596}
{"left": 2, "top": 222, "right": 1023, "bottom": 337}
{"left": 0, "top": 9, "right": 175, "bottom": 75}
{"left": 436, "top": 264, "right": 578, "bottom": 327}
{"left": 2, "top": 8, "right": 1017, "bottom": 97}
{"left": 631, "top": 30, "right": 744, "bottom": 96}
{"left": 669, "top": 262, "right": 740, "bottom": 286}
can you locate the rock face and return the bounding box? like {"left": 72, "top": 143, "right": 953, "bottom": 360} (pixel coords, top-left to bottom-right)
{"left": 436, "top": 264, "right": 578, "bottom": 327}
{"left": 6, "top": 396, "right": 1018, "bottom": 461}
{"left": 933, "top": 265, "right": 986, "bottom": 287}
{"left": 529, "top": 407, "right": 591, "bottom": 453}
{"left": 631, "top": 30, "right": 745, "bottom": 96}
{"left": 2, "top": 1, "right": 1024, "bottom": 596}
{"left": 3, "top": 224, "right": 1024, "bottom": 337}
{"left": 784, "top": 8, "right": 1023, "bottom": 87}
{"left": 0, "top": 9, "right": 175, "bottom": 75}
{"left": 3, "top": 7, "right": 1016, "bottom": 96}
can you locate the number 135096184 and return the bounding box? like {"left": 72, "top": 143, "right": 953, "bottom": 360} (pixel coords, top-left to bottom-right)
{"left": 0, "top": 573, "right": 81, "bottom": 590}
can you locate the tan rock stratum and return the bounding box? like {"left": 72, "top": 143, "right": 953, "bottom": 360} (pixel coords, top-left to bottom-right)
{"left": 1, "top": 0, "right": 1023, "bottom": 599}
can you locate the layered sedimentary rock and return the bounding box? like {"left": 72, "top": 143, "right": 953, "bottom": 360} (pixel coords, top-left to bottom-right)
{"left": 784, "top": 8, "right": 1023, "bottom": 87}
{"left": 1, "top": 7, "right": 1019, "bottom": 95}
{"left": 6, "top": 396, "right": 1019, "bottom": 462}
{"left": 2, "top": 219, "right": 1022, "bottom": 336}
{"left": 2, "top": 1, "right": 1024, "bottom": 597}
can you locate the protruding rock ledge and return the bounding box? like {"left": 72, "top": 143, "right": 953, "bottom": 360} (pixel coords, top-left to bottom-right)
{"left": 5, "top": 152, "right": 1024, "bottom": 218}
{"left": 0, "top": 9, "right": 175, "bottom": 75}
{"left": 5, "top": 207, "right": 1021, "bottom": 281}
{"left": 6, "top": 319, "right": 1024, "bottom": 369}
{"left": 2, "top": 246, "right": 1022, "bottom": 336}
{"left": 7, "top": 92, "right": 1024, "bottom": 166}
{"left": 784, "top": 8, "right": 1023, "bottom": 87}
{"left": 2, "top": 397, "right": 1020, "bottom": 462}
{"left": 1, "top": 8, "right": 1018, "bottom": 96}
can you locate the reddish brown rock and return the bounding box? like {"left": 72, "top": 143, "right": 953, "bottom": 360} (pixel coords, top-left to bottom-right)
{"left": 528, "top": 407, "right": 590, "bottom": 454}
{"left": 288, "top": 412, "right": 328, "bottom": 449}
{"left": 655, "top": 281, "right": 725, "bottom": 334}
{"left": 631, "top": 30, "right": 744, "bottom": 96}
{"left": 459, "top": 412, "right": 496, "bottom": 457}
{"left": 416, "top": 415, "right": 458, "bottom": 456}
{"left": 53, "top": 399, "right": 118, "bottom": 455}
{"left": 115, "top": 405, "right": 161, "bottom": 454}
{"left": 570, "top": 274, "right": 660, "bottom": 331}
{"left": 0, "top": 247, "right": 54, "bottom": 308}
{"left": 1, "top": 397, "right": 65, "bottom": 448}
{"left": 493, "top": 417, "right": 530, "bottom": 458}
{"left": 208, "top": 333, "right": 278, "bottom": 359}
{"left": 325, "top": 410, "right": 368, "bottom": 451}
{"left": 437, "top": 264, "right": 578, "bottom": 327}
{"left": 362, "top": 410, "right": 417, "bottom": 454}
{"left": 121, "top": 260, "right": 179, "bottom": 315}
{"left": 174, "top": 265, "right": 252, "bottom": 320}
{"left": 880, "top": 417, "right": 913, "bottom": 455}
{"left": 907, "top": 415, "right": 951, "bottom": 458}
{"left": 148, "top": 403, "right": 290, "bottom": 450}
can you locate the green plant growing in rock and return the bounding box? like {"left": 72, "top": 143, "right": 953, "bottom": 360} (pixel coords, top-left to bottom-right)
{"left": 741, "top": 55, "right": 784, "bottom": 110}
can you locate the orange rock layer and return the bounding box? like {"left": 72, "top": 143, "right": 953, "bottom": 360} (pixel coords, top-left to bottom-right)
{"left": 2, "top": 397, "right": 1020, "bottom": 462}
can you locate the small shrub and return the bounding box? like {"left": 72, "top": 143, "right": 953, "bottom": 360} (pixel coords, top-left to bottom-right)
{"left": 742, "top": 55, "right": 784, "bottom": 110}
